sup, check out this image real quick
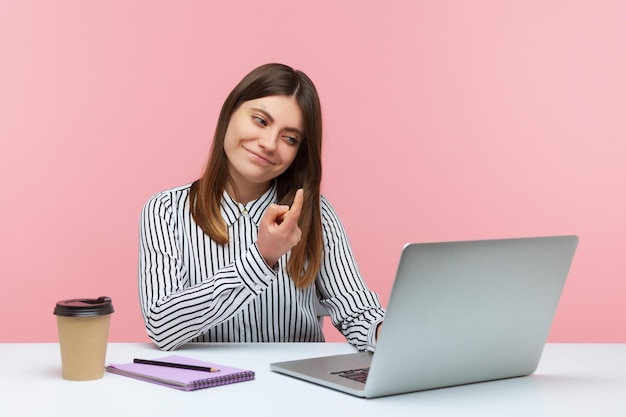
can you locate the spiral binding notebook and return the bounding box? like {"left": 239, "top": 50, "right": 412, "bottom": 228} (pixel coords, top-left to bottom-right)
{"left": 106, "top": 355, "right": 255, "bottom": 391}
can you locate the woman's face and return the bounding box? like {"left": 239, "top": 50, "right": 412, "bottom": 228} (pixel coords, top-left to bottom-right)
{"left": 223, "top": 95, "right": 303, "bottom": 201}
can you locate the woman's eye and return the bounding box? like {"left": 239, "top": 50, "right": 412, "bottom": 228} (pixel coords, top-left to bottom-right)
{"left": 253, "top": 116, "right": 267, "bottom": 126}
{"left": 283, "top": 135, "right": 299, "bottom": 145}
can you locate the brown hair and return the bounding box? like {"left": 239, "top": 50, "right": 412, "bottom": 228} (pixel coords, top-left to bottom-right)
{"left": 189, "top": 63, "right": 323, "bottom": 288}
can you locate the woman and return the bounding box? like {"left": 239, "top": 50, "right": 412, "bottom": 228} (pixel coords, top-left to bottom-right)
{"left": 139, "top": 63, "right": 384, "bottom": 351}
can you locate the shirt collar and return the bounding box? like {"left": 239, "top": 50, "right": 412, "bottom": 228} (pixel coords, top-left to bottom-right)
{"left": 220, "top": 183, "right": 278, "bottom": 227}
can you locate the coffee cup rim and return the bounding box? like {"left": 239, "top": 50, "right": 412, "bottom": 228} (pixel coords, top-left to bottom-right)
{"left": 54, "top": 296, "right": 114, "bottom": 317}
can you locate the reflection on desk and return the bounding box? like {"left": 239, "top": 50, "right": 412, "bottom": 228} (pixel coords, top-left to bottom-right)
{"left": 1, "top": 343, "right": 625, "bottom": 417}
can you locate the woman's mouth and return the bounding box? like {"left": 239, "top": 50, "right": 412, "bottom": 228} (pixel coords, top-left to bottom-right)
{"left": 245, "top": 147, "right": 275, "bottom": 165}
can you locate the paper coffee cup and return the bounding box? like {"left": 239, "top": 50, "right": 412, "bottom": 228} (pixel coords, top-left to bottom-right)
{"left": 54, "top": 297, "right": 114, "bottom": 381}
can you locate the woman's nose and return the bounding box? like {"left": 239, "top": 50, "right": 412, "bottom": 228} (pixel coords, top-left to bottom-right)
{"left": 258, "top": 131, "right": 278, "bottom": 151}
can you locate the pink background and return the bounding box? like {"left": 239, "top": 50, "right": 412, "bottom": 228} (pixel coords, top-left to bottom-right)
{"left": 1, "top": 1, "right": 624, "bottom": 344}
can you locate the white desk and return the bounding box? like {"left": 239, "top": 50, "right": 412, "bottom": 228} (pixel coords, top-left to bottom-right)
{"left": 1, "top": 343, "right": 625, "bottom": 416}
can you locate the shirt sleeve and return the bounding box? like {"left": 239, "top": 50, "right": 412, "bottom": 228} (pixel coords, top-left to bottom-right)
{"left": 138, "top": 191, "right": 275, "bottom": 351}
{"left": 316, "top": 196, "right": 386, "bottom": 352}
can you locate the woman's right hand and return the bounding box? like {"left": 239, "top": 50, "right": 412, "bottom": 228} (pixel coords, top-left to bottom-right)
{"left": 256, "top": 188, "right": 304, "bottom": 267}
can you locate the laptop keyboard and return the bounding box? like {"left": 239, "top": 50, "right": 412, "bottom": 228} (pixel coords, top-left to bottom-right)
{"left": 331, "top": 367, "right": 370, "bottom": 383}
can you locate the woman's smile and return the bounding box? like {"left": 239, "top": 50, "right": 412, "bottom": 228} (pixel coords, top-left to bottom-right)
{"left": 243, "top": 146, "right": 276, "bottom": 165}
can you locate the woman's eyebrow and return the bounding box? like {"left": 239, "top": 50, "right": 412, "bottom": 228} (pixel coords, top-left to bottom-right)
{"left": 251, "top": 107, "right": 275, "bottom": 123}
{"left": 251, "top": 107, "right": 303, "bottom": 136}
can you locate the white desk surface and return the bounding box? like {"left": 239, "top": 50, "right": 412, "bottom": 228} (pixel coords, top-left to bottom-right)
{"left": 1, "top": 343, "right": 625, "bottom": 416}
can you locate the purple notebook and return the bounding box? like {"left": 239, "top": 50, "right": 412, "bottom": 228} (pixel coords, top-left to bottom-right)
{"left": 106, "top": 355, "right": 255, "bottom": 391}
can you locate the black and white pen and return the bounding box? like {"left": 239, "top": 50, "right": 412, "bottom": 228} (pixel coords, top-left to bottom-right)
{"left": 133, "top": 358, "right": 220, "bottom": 372}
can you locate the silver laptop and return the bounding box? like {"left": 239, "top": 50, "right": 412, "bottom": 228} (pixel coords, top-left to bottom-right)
{"left": 270, "top": 235, "right": 578, "bottom": 398}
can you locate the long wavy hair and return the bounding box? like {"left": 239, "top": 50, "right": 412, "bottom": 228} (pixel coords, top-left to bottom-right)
{"left": 189, "top": 63, "right": 323, "bottom": 288}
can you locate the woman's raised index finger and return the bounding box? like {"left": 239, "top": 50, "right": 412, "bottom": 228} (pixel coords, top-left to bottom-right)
{"left": 286, "top": 188, "right": 304, "bottom": 222}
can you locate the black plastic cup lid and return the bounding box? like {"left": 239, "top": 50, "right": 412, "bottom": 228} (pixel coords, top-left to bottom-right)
{"left": 54, "top": 296, "right": 114, "bottom": 317}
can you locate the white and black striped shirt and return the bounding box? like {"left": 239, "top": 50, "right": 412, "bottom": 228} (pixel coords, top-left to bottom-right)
{"left": 139, "top": 183, "right": 385, "bottom": 351}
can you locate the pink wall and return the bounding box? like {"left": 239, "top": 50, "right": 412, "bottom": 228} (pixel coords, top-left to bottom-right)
{"left": 1, "top": 1, "right": 624, "bottom": 343}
